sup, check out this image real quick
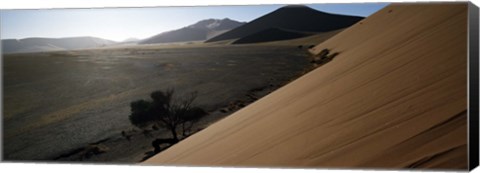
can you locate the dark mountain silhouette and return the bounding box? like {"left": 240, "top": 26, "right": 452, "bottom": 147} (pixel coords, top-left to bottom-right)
{"left": 139, "top": 18, "right": 245, "bottom": 44}
{"left": 232, "top": 28, "right": 312, "bottom": 44}
{"left": 205, "top": 5, "right": 363, "bottom": 43}
{"left": 2, "top": 36, "right": 116, "bottom": 54}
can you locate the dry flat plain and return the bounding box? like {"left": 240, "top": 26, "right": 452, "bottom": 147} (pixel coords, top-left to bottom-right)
{"left": 145, "top": 3, "right": 469, "bottom": 170}
{"left": 3, "top": 45, "right": 312, "bottom": 161}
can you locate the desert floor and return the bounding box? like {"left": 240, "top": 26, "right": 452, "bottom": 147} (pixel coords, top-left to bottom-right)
{"left": 3, "top": 44, "right": 314, "bottom": 162}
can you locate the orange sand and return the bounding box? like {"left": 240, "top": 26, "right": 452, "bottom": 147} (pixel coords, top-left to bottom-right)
{"left": 145, "top": 3, "right": 468, "bottom": 170}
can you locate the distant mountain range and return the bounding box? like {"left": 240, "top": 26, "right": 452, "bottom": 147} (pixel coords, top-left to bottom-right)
{"left": 139, "top": 18, "right": 245, "bottom": 44}
{"left": 2, "top": 37, "right": 116, "bottom": 54}
{"left": 206, "top": 5, "right": 364, "bottom": 44}
{"left": 1, "top": 5, "right": 365, "bottom": 53}
{"left": 122, "top": 37, "right": 141, "bottom": 43}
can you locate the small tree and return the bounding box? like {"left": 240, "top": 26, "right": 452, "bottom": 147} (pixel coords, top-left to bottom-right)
{"left": 129, "top": 89, "right": 206, "bottom": 148}
{"left": 180, "top": 107, "right": 207, "bottom": 137}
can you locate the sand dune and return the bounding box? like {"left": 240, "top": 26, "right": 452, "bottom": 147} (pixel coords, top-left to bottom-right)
{"left": 145, "top": 3, "right": 468, "bottom": 170}
{"left": 139, "top": 19, "right": 244, "bottom": 44}
{"left": 239, "top": 29, "right": 344, "bottom": 46}
{"left": 232, "top": 28, "right": 312, "bottom": 44}
{"left": 205, "top": 5, "right": 362, "bottom": 43}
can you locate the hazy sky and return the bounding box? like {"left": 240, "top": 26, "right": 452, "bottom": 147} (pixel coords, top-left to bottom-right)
{"left": 0, "top": 3, "right": 388, "bottom": 42}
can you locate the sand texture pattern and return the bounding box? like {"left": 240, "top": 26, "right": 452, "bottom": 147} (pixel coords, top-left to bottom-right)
{"left": 145, "top": 3, "right": 468, "bottom": 170}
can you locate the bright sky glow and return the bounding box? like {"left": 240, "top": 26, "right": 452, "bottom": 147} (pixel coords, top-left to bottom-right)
{"left": 0, "top": 3, "right": 388, "bottom": 42}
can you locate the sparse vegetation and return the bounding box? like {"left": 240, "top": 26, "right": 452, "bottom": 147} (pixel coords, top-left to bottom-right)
{"left": 129, "top": 88, "right": 207, "bottom": 153}
{"left": 311, "top": 48, "right": 339, "bottom": 65}
{"left": 4, "top": 45, "right": 311, "bottom": 161}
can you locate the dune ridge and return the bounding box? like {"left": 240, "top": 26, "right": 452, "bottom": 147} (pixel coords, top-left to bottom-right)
{"left": 231, "top": 28, "right": 312, "bottom": 44}
{"left": 139, "top": 18, "right": 245, "bottom": 44}
{"left": 145, "top": 3, "right": 468, "bottom": 170}
{"left": 205, "top": 5, "right": 363, "bottom": 43}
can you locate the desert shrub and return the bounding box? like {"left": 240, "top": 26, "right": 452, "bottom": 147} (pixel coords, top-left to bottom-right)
{"left": 128, "top": 88, "right": 206, "bottom": 145}
{"left": 311, "top": 48, "right": 339, "bottom": 65}
{"left": 318, "top": 49, "right": 330, "bottom": 59}
{"left": 129, "top": 100, "right": 154, "bottom": 128}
